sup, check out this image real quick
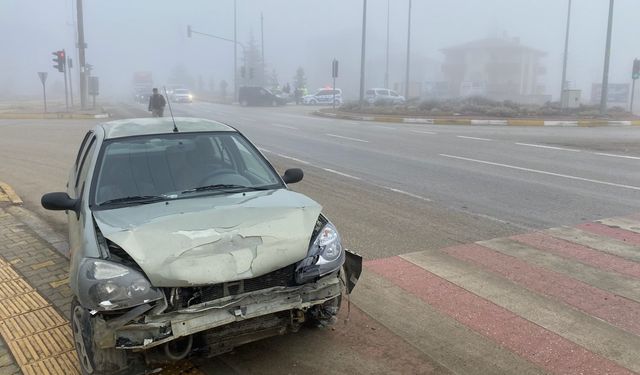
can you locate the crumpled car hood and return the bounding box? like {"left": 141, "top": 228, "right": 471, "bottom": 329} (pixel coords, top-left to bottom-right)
{"left": 93, "top": 189, "right": 322, "bottom": 287}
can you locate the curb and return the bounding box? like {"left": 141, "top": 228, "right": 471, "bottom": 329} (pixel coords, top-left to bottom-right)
{"left": 0, "top": 182, "right": 23, "bottom": 205}
{"left": 0, "top": 112, "right": 110, "bottom": 120}
{"left": 313, "top": 111, "right": 640, "bottom": 127}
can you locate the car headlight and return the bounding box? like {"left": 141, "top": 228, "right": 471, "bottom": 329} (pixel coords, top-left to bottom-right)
{"left": 77, "top": 258, "right": 163, "bottom": 311}
{"left": 295, "top": 220, "right": 345, "bottom": 284}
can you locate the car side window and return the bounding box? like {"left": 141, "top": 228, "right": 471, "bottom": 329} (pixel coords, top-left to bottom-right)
{"left": 390, "top": 91, "right": 398, "bottom": 97}
{"left": 75, "top": 137, "right": 97, "bottom": 194}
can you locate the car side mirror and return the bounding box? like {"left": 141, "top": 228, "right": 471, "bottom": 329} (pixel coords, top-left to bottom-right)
{"left": 41, "top": 192, "right": 80, "bottom": 213}
{"left": 282, "top": 168, "right": 303, "bottom": 184}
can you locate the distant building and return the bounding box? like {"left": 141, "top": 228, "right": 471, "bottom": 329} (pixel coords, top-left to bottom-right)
{"left": 441, "top": 37, "right": 549, "bottom": 104}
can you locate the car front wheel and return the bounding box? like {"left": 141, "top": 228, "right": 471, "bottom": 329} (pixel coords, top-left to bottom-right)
{"left": 71, "top": 297, "right": 131, "bottom": 375}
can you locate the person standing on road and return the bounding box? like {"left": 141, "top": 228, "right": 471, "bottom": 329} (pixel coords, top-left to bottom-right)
{"left": 148, "top": 88, "right": 166, "bottom": 117}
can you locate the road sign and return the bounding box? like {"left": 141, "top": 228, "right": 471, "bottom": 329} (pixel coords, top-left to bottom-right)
{"left": 332, "top": 59, "right": 339, "bottom": 78}
{"left": 37, "top": 72, "right": 48, "bottom": 85}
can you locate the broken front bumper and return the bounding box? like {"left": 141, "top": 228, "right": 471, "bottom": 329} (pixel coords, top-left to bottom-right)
{"left": 101, "top": 273, "right": 342, "bottom": 350}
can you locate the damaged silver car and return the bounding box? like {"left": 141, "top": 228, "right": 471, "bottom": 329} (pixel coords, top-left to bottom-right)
{"left": 41, "top": 117, "right": 362, "bottom": 374}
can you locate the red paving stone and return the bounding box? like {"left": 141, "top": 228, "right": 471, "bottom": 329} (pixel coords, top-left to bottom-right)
{"left": 512, "top": 232, "right": 640, "bottom": 279}
{"left": 366, "top": 256, "right": 634, "bottom": 375}
{"left": 443, "top": 243, "right": 640, "bottom": 337}
{"left": 577, "top": 222, "right": 640, "bottom": 247}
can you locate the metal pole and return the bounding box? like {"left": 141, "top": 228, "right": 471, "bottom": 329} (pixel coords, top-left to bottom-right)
{"left": 76, "top": 0, "right": 87, "bottom": 109}
{"left": 385, "top": 0, "right": 390, "bottom": 88}
{"left": 359, "top": 0, "right": 367, "bottom": 107}
{"left": 261, "top": 12, "right": 265, "bottom": 85}
{"left": 42, "top": 82, "right": 47, "bottom": 113}
{"left": 600, "top": 0, "right": 615, "bottom": 115}
{"left": 560, "top": 0, "right": 571, "bottom": 106}
{"left": 234, "top": 0, "right": 238, "bottom": 102}
{"left": 68, "top": 58, "right": 74, "bottom": 107}
{"left": 631, "top": 79, "right": 636, "bottom": 114}
{"left": 63, "top": 50, "right": 69, "bottom": 112}
{"left": 404, "top": 0, "right": 412, "bottom": 99}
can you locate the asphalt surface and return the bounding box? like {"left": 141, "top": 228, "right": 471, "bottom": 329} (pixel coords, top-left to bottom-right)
{"left": 1, "top": 101, "right": 640, "bottom": 259}
{"left": 1, "top": 102, "right": 640, "bottom": 374}
{"left": 167, "top": 101, "right": 640, "bottom": 231}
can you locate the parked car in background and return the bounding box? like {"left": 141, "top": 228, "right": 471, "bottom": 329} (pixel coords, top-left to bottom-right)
{"left": 365, "top": 88, "right": 405, "bottom": 105}
{"left": 171, "top": 88, "right": 193, "bottom": 103}
{"left": 41, "top": 117, "right": 362, "bottom": 375}
{"left": 302, "top": 88, "right": 342, "bottom": 105}
{"left": 239, "top": 86, "right": 287, "bottom": 106}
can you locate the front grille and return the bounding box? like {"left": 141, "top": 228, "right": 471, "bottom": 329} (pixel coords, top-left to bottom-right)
{"left": 192, "top": 265, "right": 296, "bottom": 305}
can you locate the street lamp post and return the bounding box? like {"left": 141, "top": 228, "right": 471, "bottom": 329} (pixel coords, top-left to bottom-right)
{"left": 385, "top": 0, "right": 390, "bottom": 89}
{"left": 359, "top": 0, "right": 368, "bottom": 107}
{"left": 187, "top": 23, "right": 246, "bottom": 101}
{"left": 404, "top": 0, "right": 412, "bottom": 100}
{"left": 600, "top": 0, "right": 615, "bottom": 115}
{"left": 560, "top": 0, "right": 572, "bottom": 107}
{"left": 234, "top": 0, "right": 238, "bottom": 102}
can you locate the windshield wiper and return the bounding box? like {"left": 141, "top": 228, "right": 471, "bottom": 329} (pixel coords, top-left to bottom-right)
{"left": 99, "top": 195, "right": 166, "bottom": 206}
{"left": 181, "top": 184, "right": 272, "bottom": 194}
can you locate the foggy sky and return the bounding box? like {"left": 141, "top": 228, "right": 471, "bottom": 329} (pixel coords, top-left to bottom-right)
{"left": 2, "top": 0, "right": 639, "bottom": 101}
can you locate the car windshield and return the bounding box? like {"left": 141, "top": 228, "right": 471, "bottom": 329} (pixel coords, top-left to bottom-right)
{"left": 92, "top": 132, "right": 283, "bottom": 207}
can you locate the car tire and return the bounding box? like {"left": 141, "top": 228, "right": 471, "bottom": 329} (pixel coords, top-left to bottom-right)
{"left": 272, "top": 100, "right": 278, "bottom": 107}
{"left": 240, "top": 99, "right": 249, "bottom": 107}
{"left": 71, "top": 297, "right": 131, "bottom": 375}
{"left": 309, "top": 99, "right": 318, "bottom": 105}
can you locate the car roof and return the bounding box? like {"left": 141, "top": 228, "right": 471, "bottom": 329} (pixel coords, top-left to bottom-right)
{"left": 100, "top": 117, "right": 236, "bottom": 139}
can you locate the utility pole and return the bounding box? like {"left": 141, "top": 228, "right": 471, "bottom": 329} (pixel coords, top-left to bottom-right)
{"left": 359, "top": 0, "right": 368, "bottom": 107}
{"left": 261, "top": 11, "right": 265, "bottom": 83}
{"left": 76, "top": 0, "right": 87, "bottom": 109}
{"left": 404, "top": 0, "right": 412, "bottom": 99}
{"left": 63, "top": 50, "right": 69, "bottom": 112}
{"left": 560, "top": 0, "right": 572, "bottom": 106}
{"left": 234, "top": 0, "right": 238, "bottom": 102}
{"left": 68, "top": 57, "right": 74, "bottom": 107}
{"left": 600, "top": 0, "right": 615, "bottom": 115}
{"left": 385, "top": 0, "right": 390, "bottom": 88}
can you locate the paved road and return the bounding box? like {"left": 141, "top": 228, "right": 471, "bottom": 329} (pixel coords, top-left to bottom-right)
{"left": 1, "top": 102, "right": 640, "bottom": 374}
{"left": 167, "top": 101, "right": 640, "bottom": 231}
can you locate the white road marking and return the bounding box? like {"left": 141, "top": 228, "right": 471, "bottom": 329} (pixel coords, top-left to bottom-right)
{"left": 440, "top": 154, "right": 640, "bottom": 191}
{"left": 275, "top": 153, "right": 311, "bottom": 165}
{"left": 322, "top": 168, "right": 362, "bottom": 180}
{"left": 410, "top": 130, "right": 437, "bottom": 135}
{"left": 594, "top": 152, "right": 640, "bottom": 160}
{"left": 515, "top": 143, "right": 581, "bottom": 152}
{"left": 272, "top": 124, "right": 299, "bottom": 130}
{"left": 457, "top": 136, "right": 492, "bottom": 141}
{"left": 375, "top": 125, "right": 396, "bottom": 130}
{"left": 382, "top": 186, "right": 432, "bottom": 202}
{"left": 258, "top": 148, "right": 311, "bottom": 165}
{"left": 326, "top": 133, "right": 370, "bottom": 143}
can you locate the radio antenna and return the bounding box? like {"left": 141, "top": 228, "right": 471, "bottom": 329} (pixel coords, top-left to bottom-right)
{"left": 163, "top": 86, "right": 179, "bottom": 133}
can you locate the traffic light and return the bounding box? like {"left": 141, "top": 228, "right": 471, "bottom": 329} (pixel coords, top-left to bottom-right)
{"left": 332, "top": 59, "right": 339, "bottom": 78}
{"left": 52, "top": 50, "right": 65, "bottom": 73}
{"left": 187, "top": 25, "right": 192, "bottom": 38}
{"left": 633, "top": 59, "right": 640, "bottom": 80}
